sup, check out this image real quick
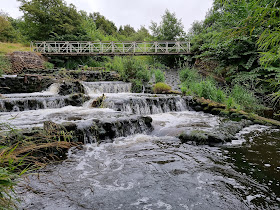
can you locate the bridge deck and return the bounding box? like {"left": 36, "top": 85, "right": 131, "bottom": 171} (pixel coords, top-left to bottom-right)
{"left": 32, "top": 41, "right": 191, "bottom": 56}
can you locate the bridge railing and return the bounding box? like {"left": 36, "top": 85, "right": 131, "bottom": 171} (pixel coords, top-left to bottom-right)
{"left": 32, "top": 41, "right": 191, "bottom": 55}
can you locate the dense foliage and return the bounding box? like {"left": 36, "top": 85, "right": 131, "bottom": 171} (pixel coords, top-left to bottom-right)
{"left": 188, "top": 0, "right": 280, "bottom": 108}
{"left": 180, "top": 67, "right": 263, "bottom": 112}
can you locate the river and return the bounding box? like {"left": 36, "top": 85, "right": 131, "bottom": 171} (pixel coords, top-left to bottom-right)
{"left": 0, "top": 81, "right": 279, "bottom": 209}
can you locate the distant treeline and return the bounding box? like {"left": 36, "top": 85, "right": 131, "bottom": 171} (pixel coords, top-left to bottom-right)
{"left": 0, "top": 0, "right": 186, "bottom": 43}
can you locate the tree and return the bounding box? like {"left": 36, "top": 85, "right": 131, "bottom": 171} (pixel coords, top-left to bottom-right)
{"left": 0, "top": 12, "right": 18, "bottom": 42}
{"left": 91, "top": 12, "right": 117, "bottom": 36}
{"left": 18, "top": 0, "right": 85, "bottom": 40}
{"left": 119, "top": 24, "right": 136, "bottom": 37}
{"left": 150, "top": 9, "right": 185, "bottom": 41}
{"left": 132, "top": 26, "right": 151, "bottom": 41}
{"left": 150, "top": 9, "right": 186, "bottom": 67}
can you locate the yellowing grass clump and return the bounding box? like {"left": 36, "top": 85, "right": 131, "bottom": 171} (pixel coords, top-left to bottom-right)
{"left": 0, "top": 42, "right": 31, "bottom": 55}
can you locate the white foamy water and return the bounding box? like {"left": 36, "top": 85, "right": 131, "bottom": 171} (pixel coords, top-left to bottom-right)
{"left": 2, "top": 83, "right": 60, "bottom": 98}
{"left": 0, "top": 106, "right": 117, "bottom": 130}
{"left": 151, "top": 111, "right": 220, "bottom": 137}
{"left": 82, "top": 81, "right": 132, "bottom": 94}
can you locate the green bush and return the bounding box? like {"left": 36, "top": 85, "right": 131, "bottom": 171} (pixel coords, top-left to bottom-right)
{"left": 201, "top": 80, "right": 216, "bottom": 100}
{"left": 180, "top": 68, "right": 227, "bottom": 103}
{"left": 154, "top": 69, "right": 165, "bottom": 83}
{"left": 153, "top": 82, "right": 172, "bottom": 94}
{"left": 131, "top": 79, "right": 144, "bottom": 93}
{"left": 136, "top": 69, "right": 150, "bottom": 82}
{"left": 43, "top": 62, "right": 54, "bottom": 69}
{"left": 216, "top": 89, "right": 226, "bottom": 103}
{"left": 226, "top": 97, "right": 235, "bottom": 110}
{"left": 230, "top": 84, "right": 262, "bottom": 111}
{"left": 106, "top": 56, "right": 149, "bottom": 82}
{"left": 179, "top": 67, "right": 200, "bottom": 82}
{"left": 181, "top": 86, "right": 188, "bottom": 95}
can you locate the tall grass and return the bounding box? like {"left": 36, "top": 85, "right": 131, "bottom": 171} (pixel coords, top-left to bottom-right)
{"left": 180, "top": 67, "right": 263, "bottom": 112}
{"left": 104, "top": 56, "right": 151, "bottom": 92}
{"left": 154, "top": 69, "right": 165, "bottom": 83}
{"left": 0, "top": 43, "right": 30, "bottom": 56}
{"left": 0, "top": 167, "right": 17, "bottom": 209}
{"left": 0, "top": 123, "right": 79, "bottom": 209}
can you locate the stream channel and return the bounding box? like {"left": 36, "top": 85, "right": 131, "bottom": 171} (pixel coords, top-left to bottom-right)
{"left": 0, "top": 80, "right": 279, "bottom": 209}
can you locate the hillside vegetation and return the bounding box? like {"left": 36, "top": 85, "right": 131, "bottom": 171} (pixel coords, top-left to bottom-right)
{"left": 0, "top": 42, "right": 30, "bottom": 55}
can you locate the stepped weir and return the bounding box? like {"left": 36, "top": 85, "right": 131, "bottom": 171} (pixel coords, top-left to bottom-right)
{"left": 0, "top": 74, "right": 279, "bottom": 209}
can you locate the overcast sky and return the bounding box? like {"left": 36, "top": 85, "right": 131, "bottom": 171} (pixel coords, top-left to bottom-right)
{"left": 1, "top": 0, "right": 213, "bottom": 32}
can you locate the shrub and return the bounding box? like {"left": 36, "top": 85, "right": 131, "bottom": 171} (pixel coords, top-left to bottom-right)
{"left": 179, "top": 67, "right": 200, "bottom": 82}
{"left": 131, "top": 79, "right": 144, "bottom": 93}
{"left": 136, "top": 69, "right": 150, "bottom": 82}
{"left": 106, "top": 56, "right": 149, "bottom": 82}
{"left": 200, "top": 80, "right": 217, "bottom": 100}
{"left": 154, "top": 69, "right": 165, "bottom": 83}
{"left": 226, "top": 97, "right": 235, "bottom": 110}
{"left": 230, "top": 84, "right": 262, "bottom": 111}
{"left": 153, "top": 82, "right": 172, "bottom": 94}
{"left": 181, "top": 86, "right": 187, "bottom": 95}
{"left": 216, "top": 89, "right": 226, "bottom": 103}
{"left": 43, "top": 62, "right": 54, "bottom": 69}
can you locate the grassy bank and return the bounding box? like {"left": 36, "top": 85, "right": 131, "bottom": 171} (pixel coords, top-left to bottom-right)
{"left": 180, "top": 67, "right": 265, "bottom": 113}
{"left": 0, "top": 43, "right": 30, "bottom": 56}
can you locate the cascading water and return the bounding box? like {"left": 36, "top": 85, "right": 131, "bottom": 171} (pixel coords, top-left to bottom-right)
{"left": 82, "top": 81, "right": 132, "bottom": 94}
{"left": 0, "top": 83, "right": 64, "bottom": 112}
{"left": 0, "top": 79, "right": 279, "bottom": 209}
{"left": 82, "top": 81, "right": 189, "bottom": 115}
{"left": 105, "top": 94, "right": 189, "bottom": 115}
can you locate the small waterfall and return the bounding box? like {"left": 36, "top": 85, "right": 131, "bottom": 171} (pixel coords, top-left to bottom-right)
{"left": 42, "top": 83, "right": 60, "bottom": 95}
{"left": 76, "top": 116, "right": 153, "bottom": 144}
{"left": 0, "top": 96, "right": 67, "bottom": 112}
{"left": 105, "top": 95, "right": 189, "bottom": 115}
{"left": 82, "top": 81, "right": 132, "bottom": 94}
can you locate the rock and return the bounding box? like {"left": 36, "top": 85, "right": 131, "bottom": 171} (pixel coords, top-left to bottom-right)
{"left": 65, "top": 93, "right": 90, "bottom": 106}
{"left": 143, "top": 116, "right": 153, "bottom": 126}
{"left": 91, "top": 94, "right": 106, "bottom": 108}
{"left": 61, "top": 122, "right": 78, "bottom": 132}
{"left": 9, "top": 51, "right": 46, "bottom": 74}
{"left": 58, "top": 81, "right": 85, "bottom": 95}
{"left": 0, "top": 75, "right": 54, "bottom": 94}
{"left": 179, "top": 119, "right": 253, "bottom": 145}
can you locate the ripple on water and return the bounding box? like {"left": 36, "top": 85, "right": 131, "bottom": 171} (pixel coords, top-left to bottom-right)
{"left": 17, "top": 133, "right": 279, "bottom": 209}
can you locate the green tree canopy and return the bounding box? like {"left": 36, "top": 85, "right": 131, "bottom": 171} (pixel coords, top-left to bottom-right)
{"left": 150, "top": 9, "right": 185, "bottom": 40}
{"left": 150, "top": 9, "right": 186, "bottom": 67}
{"left": 119, "top": 24, "right": 136, "bottom": 37}
{"left": 18, "top": 0, "right": 86, "bottom": 40}
{"left": 91, "top": 12, "right": 118, "bottom": 36}
{"left": 0, "top": 12, "right": 18, "bottom": 42}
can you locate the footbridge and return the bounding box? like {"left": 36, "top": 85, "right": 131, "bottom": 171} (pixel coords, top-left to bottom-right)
{"left": 32, "top": 41, "right": 191, "bottom": 56}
